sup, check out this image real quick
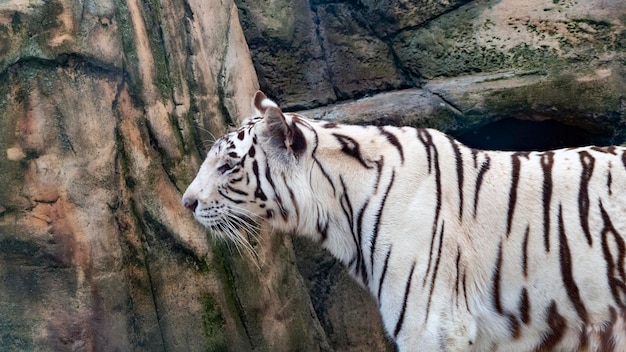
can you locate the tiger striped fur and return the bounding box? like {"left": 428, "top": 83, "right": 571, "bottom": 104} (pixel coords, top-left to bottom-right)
{"left": 182, "top": 91, "right": 626, "bottom": 351}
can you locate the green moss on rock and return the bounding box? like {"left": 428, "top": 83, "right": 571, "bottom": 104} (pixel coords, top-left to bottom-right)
{"left": 201, "top": 294, "right": 228, "bottom": 352}
{"left": 393, "top": 1, "right": 621, "bottom": 80}
{"left": 114, "top": 0, "right": 142, "bottom": 95}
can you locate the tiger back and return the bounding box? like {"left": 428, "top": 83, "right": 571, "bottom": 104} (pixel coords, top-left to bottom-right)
{"left": 183, "top": 91, "right": 626, "bottom": 351}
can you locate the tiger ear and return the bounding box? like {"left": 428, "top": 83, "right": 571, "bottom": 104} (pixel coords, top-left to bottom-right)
{"left": 263, "top": 105, "right": 307, "bottom": 155}
{"left": 253, "top": 90, "right": 278, "bottom": 115}
{"left": 252, "top": 91, "right": 306, "bottom": 155}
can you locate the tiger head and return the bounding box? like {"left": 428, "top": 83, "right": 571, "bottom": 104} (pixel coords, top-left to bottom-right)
{"left": 182, "top": 91, "right": 318, "bottom": 246}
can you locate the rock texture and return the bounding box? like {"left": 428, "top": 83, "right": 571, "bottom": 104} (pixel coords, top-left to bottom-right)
{"left": 237, "top": 0, "right": 626, "bottom": 144}
{"left": 235, "top": 0, "right": 413, "bottom": 109}
{"left": 0, "top": 0, "right": 337, "bottom": 351}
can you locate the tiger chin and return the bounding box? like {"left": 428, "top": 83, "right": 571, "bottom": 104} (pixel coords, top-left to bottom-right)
{"left": 183, "top": 91, "right": 626, "bottom": 352}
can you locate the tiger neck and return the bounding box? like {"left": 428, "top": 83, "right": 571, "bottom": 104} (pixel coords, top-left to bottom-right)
{"left": 300, "top": 126, "right": 486, "bottom": 294}
{"left": 299, "top": 126, "right": 436, "bottom": 288}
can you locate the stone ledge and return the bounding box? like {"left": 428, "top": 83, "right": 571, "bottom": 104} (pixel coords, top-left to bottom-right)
{"left": 298, "top": 68, "right": 626, "bottom": 140}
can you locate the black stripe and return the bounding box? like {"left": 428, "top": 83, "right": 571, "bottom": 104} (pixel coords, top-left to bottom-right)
{"left": 578, "top": 151, "right": 595, "bottom": 246}
{"left": 599, "top": 201, "right": 626, "bottom": 309}
{"left": 332, "top": 133, "right": 372, "bottom": 169}
{"left": 289, "top": 120, "right": 307, "bottom": 155}
{"left": 597, "top": 308, "right": 617, "bottom": 351}
{"left": 492, "top": 241, "right": 504, "bottom": 314}
{"left": 535, "top": 301, "right": 567, "bottom": 351}
{"left": 282, "top": 173, "right": 300, "bottom": 225}
{"left": 606, "top": 167, "right": 613, "bottom": 196}
{"left": 519, "top": 287, "right": 531, "bottom": 325}
{"left": 608, "top": 309, "right": 619, "bottom": 347}
{"left": 507, "top": 153, "right": 528, "bottom": 236}
{"left": 541, "top": 152, "right": 554, "bottom": 252}
{"left": 339, "top": 176, "right": 364, "bottom": 282}
{"left": 339, "top": 177, "right": 355, "bottom": 226}
{"left": 463, "top": 268, "right": 470, "bottom": 312}
{"left": 448, "top": 136, "right": 465, "bottom": 220}
{"left": 356, "top": 201, "right": 370, "bottom": 285}
{"left": 508, "top": 314, "right": 521, "bottom": 339}
{"left": 379, "top": 127, "right": 405, "bottom": 164}
{"left": 418, "top": 129, "right": 433, "bottom": 173}
{"left": 492, "top": 241, "right": 523, "bottom": 339}
{"left": 558, "top": 205, "right": 588, "bottom": 323}
{"left": 252, "top": 160, "right": 267, "bottom": 201}
{"left": 592, "top": 146, "right": 617, "bottom": 154}
{"left": 218, "top": 189, "right": 244, "bottom": 204}
{"left": 522, "top": 225, "right": 530, "bottom": 278}
{"left": 370, "top": 171, "right": 396, "bottom": 270}
{"left": 425, "top": 222, "right": 446, "bottom": 321}
{"left": 230, "top": 176, "right": 244, "bottom": 184}
{"left": 393, "top": 261, "right": 416, "bottom": 338}
{"left": 578, "top": 323, "right": 590, "bottom": 351}
{"left": 265, "top": 162, "right": 288, "bottom": 221}
{"left": 423, "top": 137, "right": 443, "bottom": 286}
{"left": 455, "top": 247, "right": 462, "bottom": 307}
{"left": 310, "top": 128, "right": 337, "bottom": 196}
{"left": 377, "top": 246, "right": 392, "bottom": 303}
{"left": 227, "top": 185, "right": 248, "bottom": 196}
{"left": 471, "top": 148, "right": 479, "bottom": 169}
{"left": 313, "top": 156, "right": 336, "bottom": 196}
{"left": 473, "top": 155, "right": 491, "bottom": 218}
{"left": 317, "top": 218, "right": 329, "bottom": 242}
{"left": 373, "top": 158, "right": 384, "bottom": 194}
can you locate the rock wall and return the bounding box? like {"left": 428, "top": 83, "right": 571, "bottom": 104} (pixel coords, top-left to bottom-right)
{"left": 237, "top": 0, "right": 626, "bottom": 143}
{"left": 0, "top": 0, "right": 340, "bottom": 351}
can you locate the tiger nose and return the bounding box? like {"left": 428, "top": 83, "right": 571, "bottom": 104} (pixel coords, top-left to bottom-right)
{"left": 183, "top": 196, "right": 198, "bottom": 212}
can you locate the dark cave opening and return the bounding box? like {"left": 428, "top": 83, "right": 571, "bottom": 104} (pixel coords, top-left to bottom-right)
{"left": 455, "top": 118, "right": 615, "bottom": 152}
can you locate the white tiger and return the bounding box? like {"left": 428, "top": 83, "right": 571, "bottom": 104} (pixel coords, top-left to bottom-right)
{"left": 182, "top": 91, "right": 626, "bottom": 351}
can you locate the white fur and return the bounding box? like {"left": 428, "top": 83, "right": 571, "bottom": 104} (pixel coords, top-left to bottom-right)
{"left": 259, "top": 98, "right": 278, "bottom": 110}
{"left": 183, "top": 95, "right": 626, "bottom": 352}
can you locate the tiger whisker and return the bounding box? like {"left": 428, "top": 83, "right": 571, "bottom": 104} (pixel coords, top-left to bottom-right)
{"left": 222, "top": 214, "right": 261, "bottom": 268}
{"left": 194, "top": 125, "right": 219, "bottom": 143}
{"left": 228, "top": 205, "right": 264, "bottom": 242}
{"left": 233, "top": 210, "right": 262, "bottom": 229}
{"left": 216, "top": 222, "right": 247, "bottom": 259}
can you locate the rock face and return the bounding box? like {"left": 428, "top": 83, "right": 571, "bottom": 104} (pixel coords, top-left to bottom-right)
{"left": 0, "top": 0, "right": 336, "bottom": 351}
{"left": 237, "top": 0, "right": 626, "bottom": 144}
{"left": 235, "top": 0, "right": 412, "bottom": 109}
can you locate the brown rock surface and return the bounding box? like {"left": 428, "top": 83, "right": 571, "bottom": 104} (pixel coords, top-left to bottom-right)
{"left": 0, "top": 0, "right": 336, "bottom": 351}
{"left": 315, "top": 3, "right": 407, "bottom": 99}
{"left": 238, "top": 0, "right": 626, "bottom": 142}
{"left": 235, "top": 0, "right": 337, "bottom": 109}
